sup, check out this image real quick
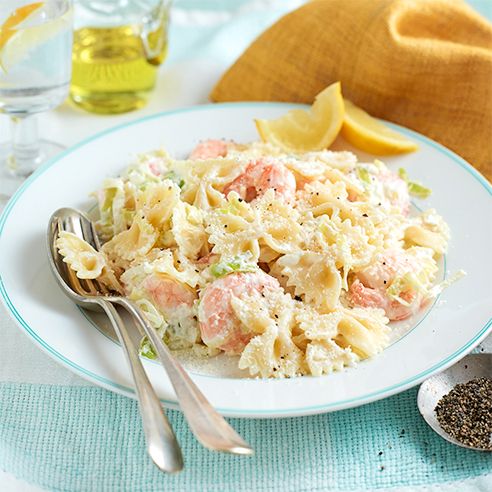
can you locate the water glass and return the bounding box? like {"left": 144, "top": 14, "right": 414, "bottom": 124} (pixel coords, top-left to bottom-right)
{"left": 0, "top": 0, "right": 73, "bottom": 201}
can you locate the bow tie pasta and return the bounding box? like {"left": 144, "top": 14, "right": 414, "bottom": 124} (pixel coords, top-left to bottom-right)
{"left": 56, "top": 138, "right": 455, "bottom": 378}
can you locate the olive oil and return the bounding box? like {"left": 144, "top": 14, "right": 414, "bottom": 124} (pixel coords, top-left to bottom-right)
{"left": 71, "top": 24, "right": 168, "bottom": 114}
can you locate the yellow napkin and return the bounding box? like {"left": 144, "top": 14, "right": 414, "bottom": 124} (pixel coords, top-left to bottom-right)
{"left": 211, "top": 0, "right": 492, "bottom": 180}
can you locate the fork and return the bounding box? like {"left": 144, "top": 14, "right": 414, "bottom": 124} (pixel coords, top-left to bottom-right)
{"left": 47, "top": 208, "right": 253, "bottom": 460}
{"left": 53, "top": 258, "right": 184, "bottom": 473}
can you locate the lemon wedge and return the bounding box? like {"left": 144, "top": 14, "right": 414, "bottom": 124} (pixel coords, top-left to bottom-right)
{"left": 341, "top": 99, "right": 418, "bottom": 155}
{"left": 0, "top": 2, "right": 60, "bottom": 73}
{"left": 0, "top": 2, "right": 44, "bottom": 51}
{"left": 255, "top": 82, "right": 345, "bottom": 152}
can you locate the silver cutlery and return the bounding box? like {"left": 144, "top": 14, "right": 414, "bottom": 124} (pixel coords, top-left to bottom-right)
{"left": 47, "top": 211, "right": 184, "bottom": 473}
{"left": 47, "top": 208, "right": 253, "bottom": 465}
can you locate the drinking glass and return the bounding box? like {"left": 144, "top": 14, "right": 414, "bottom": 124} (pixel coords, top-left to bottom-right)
{"left": 71, "top": 0, "right": 171, "bottom": 114}
{"left": 0, "top": 0, "right": 73, "bottom": 201}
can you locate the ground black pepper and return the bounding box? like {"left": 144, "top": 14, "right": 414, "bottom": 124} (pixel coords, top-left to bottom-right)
{"left": 435, "top": 377, "right": 492, "bottom": 450}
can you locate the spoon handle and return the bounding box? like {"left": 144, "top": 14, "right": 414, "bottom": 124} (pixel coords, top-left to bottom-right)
{"left": 117, "top": 298, "right": 253, "bottom": 456}
{"left": 98, "top": 300, "right": 184, "bottom": 473}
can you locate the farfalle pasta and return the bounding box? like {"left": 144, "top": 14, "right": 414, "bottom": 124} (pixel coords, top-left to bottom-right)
{"left": 57, "top": 138, "right": 454, "bottom": 378}
{"left": 272, "top": 252, "right": 342, "bottom": 312}
{"left": 56, "top": 231, "right": 123, "bottom": 293}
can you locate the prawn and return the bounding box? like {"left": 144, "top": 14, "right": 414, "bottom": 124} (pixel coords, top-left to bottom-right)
{"left": 378, "top": 169, "right": 410, "bottom": 215}
{"left": 196, "top": 253, "right": 218, "bottom": 266}
{"left": 349, "top": 279, "right": 417, "bottom": 321}
{"left": 348, "top": 249, "right": 420, "bottom": 320}
{"left": 198, "top": 270, "right": 280, "bottom": 354}
{"left": 138, "top": 274, "right": 202, "bottom": 347}
{"left": 142, "top": 274, "right": 196, "bottom": 316}
{"left": 223, "top": 159, "right": 296, "bottom": 203}
{"left": 350, "top": 167, "right": 410, "bottom": 214}
{"left": 189, "top": 139, "right": 229, "bottom": 160}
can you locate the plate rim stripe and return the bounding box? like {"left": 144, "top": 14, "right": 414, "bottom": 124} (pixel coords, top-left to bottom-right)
{"left": 0, "top": 102, "right": 490, "bottom": 416}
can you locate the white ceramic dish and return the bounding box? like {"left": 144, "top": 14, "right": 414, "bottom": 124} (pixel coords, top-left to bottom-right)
{"left": 0, "top": 103, "right": 491, "bottom": 418}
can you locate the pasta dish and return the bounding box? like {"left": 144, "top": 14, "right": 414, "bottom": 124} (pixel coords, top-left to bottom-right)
{"left": 57, "top": 138, "right": 452, "bottom": 378}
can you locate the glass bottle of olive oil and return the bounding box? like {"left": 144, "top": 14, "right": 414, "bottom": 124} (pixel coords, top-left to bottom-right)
{"left": 71, "top": 2, "right": 169, "bottom": 114}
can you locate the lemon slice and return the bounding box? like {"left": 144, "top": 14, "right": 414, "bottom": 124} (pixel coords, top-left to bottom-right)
{"left": 341, "top": 99, "right": 418, "bottom": 155}
{"left": 0, "top": 3, "right": 44, "bottom": 59}
{"left": 0, "top": 2, "right": 71, "bottom": 74}
{"left": 255, "top": 82, "right": 345, "bottom": 152}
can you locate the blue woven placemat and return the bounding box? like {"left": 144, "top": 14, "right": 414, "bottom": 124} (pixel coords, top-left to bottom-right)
{"left": 0, "top": 383, "right": 490, "bottom": 491}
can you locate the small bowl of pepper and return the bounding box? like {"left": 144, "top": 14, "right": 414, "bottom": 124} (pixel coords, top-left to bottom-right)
{"left": 418, "top": 345, "right": 492, "bottom": 452}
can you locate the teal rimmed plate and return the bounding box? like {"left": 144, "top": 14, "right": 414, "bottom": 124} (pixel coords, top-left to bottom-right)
{"left": 0, "top": 103, "right": 490, "bottom": 417}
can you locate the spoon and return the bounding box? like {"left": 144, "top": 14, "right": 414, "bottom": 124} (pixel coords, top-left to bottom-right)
{"left": 417, "top": 335, "right": 492, "bottom": 451}
{"left": 47, "top": 210, "right": 184, "bottom": 473}
{"left": 48, "top": 208, "right": 253, "bottom": 456}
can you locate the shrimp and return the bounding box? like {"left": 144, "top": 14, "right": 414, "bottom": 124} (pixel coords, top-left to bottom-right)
{"left": 348, "top": 249, "right": 420, "bottom": 321}
{"left": 198, "top": 270, "right": 280, "bottom": 354}
{"left": 142, "top": 274, "right": 196, "bottom": 317}
{"left": 223, "top": 159, "right": 296, "bottom": 203}
{"left": 196, "top": 253, "right": 218, "bottom": 266}
{"left": 349, "top": 279, "right": 417, "bottom": 321}
{"left": 378, "top": 169, "right": 410, "bottom": 215}
{"left": 147, "top": 159, "right": 163, "bottom": 176}
{"left": 350, "top": 167, "right": 410, "bottom": 214}
{"left": 141, "top": 273, "right": 199, "bottom": 345}
{"left": 189, "top": 139, "right": 229, "bottom": 160}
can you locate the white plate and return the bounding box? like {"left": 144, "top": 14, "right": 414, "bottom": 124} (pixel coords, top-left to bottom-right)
{"left": 0, "top": 103, "right": 491, "bottom": 418}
